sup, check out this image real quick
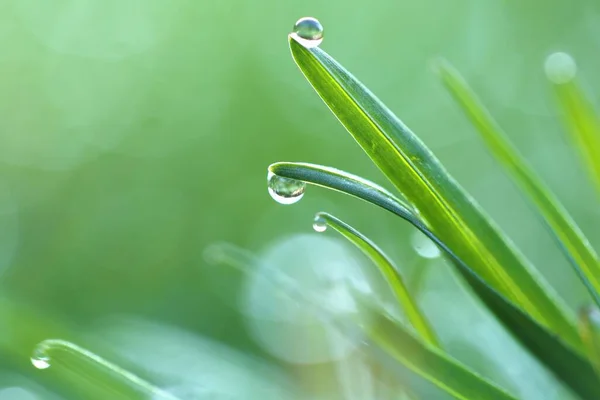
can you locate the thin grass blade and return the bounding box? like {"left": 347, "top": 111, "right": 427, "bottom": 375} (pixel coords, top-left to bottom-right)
{"left": 269, "top": 162, "right": 416, "bottom": 218}
{"left": 288, "top": 36, "right": 578, "bottom": 347}
{"left": 314, "top": 211, "right": 439, "bottom": 347}
{"left": 437, "top": 60, "right": 600, "bottom": 308}
{"left": 547, "top": 53, "right": 600, "bottom": 195}
{"left": 32, "top": 339, "right": 179, "bottom": 400}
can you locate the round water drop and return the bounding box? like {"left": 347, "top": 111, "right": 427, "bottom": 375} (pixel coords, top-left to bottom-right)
{"left": 292, "top": 17, "right": 323, "bottom": 48}
{"left": 544, "top": 52, "right": 577, "bottom": 84}
{"left": 411, "top": 231, "right": 441, "bottom": 259}
{"left": 30, "top": 353, "right": 50, "bottom": 370}
{"left": 312, "top": 215, "right": 327, "bottom": 232}
{"left": 267, "top": 172, "right": 306, "bottom": 205}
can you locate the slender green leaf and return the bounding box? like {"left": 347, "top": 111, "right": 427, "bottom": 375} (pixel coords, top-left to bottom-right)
{"left": 437, "top": 60, "right": 600, "bottom": 308}
{"left": 272, "top": 161, "right": 600, "bottom": 397}
{"left": 269, "top": 162, "right": 416, "bottom": 218}
{"left": 288, "top": 36, "right": 578, "bottom": 347}
{"left": 548, "top": 56, "right": 600, "bottom": 195}
{"left": 32, "top": 339, "right": 179, "bottom": 400}
{"left": 349, "top": 297, "right": 518, "bottom": 400}
{"left": 315, "top": 211, "right": 439, "bottom": 347}
{"left": 579, "top": 306, "right": 600, "bottom": 378}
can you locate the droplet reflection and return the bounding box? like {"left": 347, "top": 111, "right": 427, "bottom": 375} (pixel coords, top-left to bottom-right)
{"left": 267, "top": 172, "right": 306, "bottom": 205}
{"left": 411, "top": 231, "right": 441, "bottom": 259}
{"left": 312, "top": 215, "right": 327, "bottom": 232}
{"left": 291, "top": 17, "right": 324, "bottom": 48}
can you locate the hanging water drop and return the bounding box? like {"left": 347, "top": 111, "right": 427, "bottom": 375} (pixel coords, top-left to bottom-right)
{"left": 313, "top": 215, "right": 327, "bottom": 232}
{"left": 411, "top": 231, "right": 440, "bottom": 259}
{"left": 31, "top": 349, "right": 51, "bottom": 370}
{"left": 267, "top": 172, "right": 306, "bottom": 205}
{"left": 291, "top": 17, "right": 324, "bottom": 48}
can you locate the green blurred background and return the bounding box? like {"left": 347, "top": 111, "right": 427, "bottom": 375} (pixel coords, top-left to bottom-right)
{"left": 0, "top": 0, "right": 599, "bottom": 398}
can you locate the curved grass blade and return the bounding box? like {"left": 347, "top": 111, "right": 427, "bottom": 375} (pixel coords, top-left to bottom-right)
{"left": 343, "top": 297, "right": 518, "bottom": 399}
{"left": 437, "top": 60, "right": 600, "bottom": 308}
{"left": 315, "top": 211, "right": 439, "bottom": 348}
{"left": 32, "top": 339, "right": 180, "bottom": 400}
{"left": 288, "top": 35, "right": 578, "bottom": 347}
{"left": 269, "top": 162, "right": 416, "bottom": 218}
{"left": 547, "top": 54, "right": 600, "bottom": 195}
{"left": 578, "top": 306, "right": 600, "bottom": 378}
{"left": 273, "top": 161, "right": 600, "bottom": 397}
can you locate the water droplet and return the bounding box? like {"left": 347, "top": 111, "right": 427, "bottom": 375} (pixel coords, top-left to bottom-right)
{"left": 291, "top": 17, "right": 323, "bottom": 48}
{"left": 267, "top": 172, "right": 305, "bottom": 205}
{"left": 411, "top": 231, "right": 440, "bottom": 259}
{"left": 544, "top": 52, "right": 577, "bottom": 84}
{"left": 312, "top": 215, "right": 327, "bottom": 232}
{"left": 31, "top": 351, "right": 51, "bottom": 370}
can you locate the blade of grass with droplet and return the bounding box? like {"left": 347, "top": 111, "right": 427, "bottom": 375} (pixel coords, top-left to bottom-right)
{"left": 437, "top": 60, "right": 600, "bottom": 308}
{"left": 550, "top": 65, "right": 600, "bottom": 195}
{"left": 269, "top": 162, "right": 416, "bottom": 218}
{"left": 288, "top": 36, "right": 578, "bottom": 348}
{"left": 315, "top": 211, "right": 439, "bottom": 348}
{"left": 33, "top": 339, "right": 180, "bottom": 400}
{"left": 272, "top": 162, "right": 600, "bottom": 397}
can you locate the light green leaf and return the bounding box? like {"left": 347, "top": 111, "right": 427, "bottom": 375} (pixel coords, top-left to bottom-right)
{"left": 549, "top": 56, "right": 600, "bottom": 195}
{"left": 314, "top": 211, "right": 439, "bottom": 347}
{"left": 288, "top": 36, "right": 579, "bottom": 349}
{"left": 437, "top": 60, "right": 600, "bottom": 308}
{"left": 32, "top": 339, "right": 180, "bottom": 400}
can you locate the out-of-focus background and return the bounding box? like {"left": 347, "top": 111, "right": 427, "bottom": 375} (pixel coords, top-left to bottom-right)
{"left": 0, "top": 0, "right": 599, "bottom": 398}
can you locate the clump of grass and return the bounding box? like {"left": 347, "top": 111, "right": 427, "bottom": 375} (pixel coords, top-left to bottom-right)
{"left": 265, "top": 18, "right": 600, "bottom": 400}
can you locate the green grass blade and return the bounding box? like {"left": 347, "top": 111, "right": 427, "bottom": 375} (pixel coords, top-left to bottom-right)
{"left": 288, "top": 36, "right": 578, "bottom": 347}
{"left": 269, "top": 162, "right": 416, "bottom": 217}
{"left": 547, "top": 53, "right": 600, "bottom": 195}
{"left": 32, "top": 339, "right": 180, "bottom": 400}
{"left": 437, "top": 60, "right": 600, "bottom": 308}
{"left": 350, "top": 299, "right": 517, "bottom": 400}
{"left": 314, "top": 211, "right": 439, "bottom": 348}
{"left": 273, "top": 160, "right": 599, "bottom": 397}
{"left": 579, "top": 306, "right": 600, "bottom": 378}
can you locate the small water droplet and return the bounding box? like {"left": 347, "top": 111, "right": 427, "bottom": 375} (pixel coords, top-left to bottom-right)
{"left": 291, "top": 17, "right": 324, "bottom": 48}
{"left": 312, "top": 215, "right": 327, "bottom": 232}
{"left": 31, "top": 352, "right": 50, "bottom": 370}
{"left": 267, "top": 171, "right": 305, "bottom": 205}
{"left": 544, "top": 52, "right": 577, "bottom": 84}
{"left": 411, "top": 231, "right": 440, "bottom": 259}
